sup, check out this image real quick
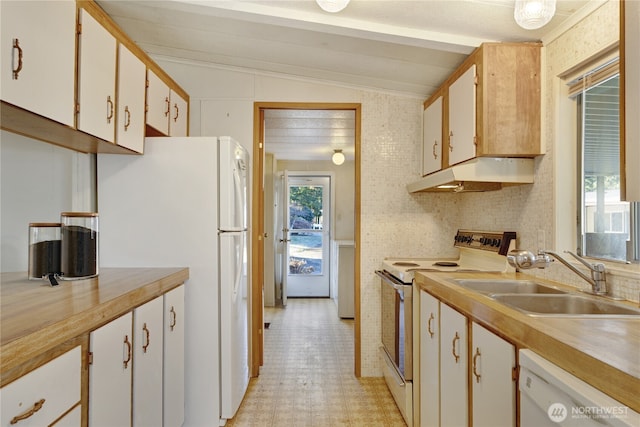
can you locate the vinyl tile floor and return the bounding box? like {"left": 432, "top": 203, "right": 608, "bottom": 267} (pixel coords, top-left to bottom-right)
{"left": 225, "top": 298, "right": 407, "bottom": 427}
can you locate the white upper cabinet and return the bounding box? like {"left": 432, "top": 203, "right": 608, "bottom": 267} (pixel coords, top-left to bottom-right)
{"left": 422, "top": 96, "right": 443, "bottom": 176}
{"left": 117, "top": 44, "right": 146, "bottom": 153}
{"left": 448, "top": 64, "right": 477, "bottom": 166}
{"left": 77, "top": 8, "right": 117, "bottom": 142}
{"left": 147, "top": 69, "right": 189, "bottom": 137}
{"left": 146, "top": 69, "right": 170, "bottom": 135}
{"left": 0, "top": 0, "right": 76, "bottom": 127}
{"left": 169, "top": 89, "right": 188, "bottom": 137}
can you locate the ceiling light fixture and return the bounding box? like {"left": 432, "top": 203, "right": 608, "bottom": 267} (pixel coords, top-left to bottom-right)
{"left": 332, "top": 149, "right": 345, "bottom": 165}
{"left": 514, "top": 0, "right": 556, "bottom": 30}
{"left": 316, "top": 0, "right": 350, "bottom": 13}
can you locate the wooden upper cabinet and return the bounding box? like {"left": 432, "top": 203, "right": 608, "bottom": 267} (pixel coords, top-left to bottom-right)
{"left": 476, "top": 43, "right": 542, "bottom": 157}
{"left": 77, "top": 8, "right": 117, "bottom": 143}
{"left": 0, "top": 0, "right": 76, "bottom": 127}
{"left": 421, "top": 42, "right": 542, "bottom": 175}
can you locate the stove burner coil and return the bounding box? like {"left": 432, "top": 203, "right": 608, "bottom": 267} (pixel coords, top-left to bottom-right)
{"left": 393, "top": 261, "right": 420, "bottom": 267}
{"left": 433, "top": 261, "right": 459, "bottom": 267}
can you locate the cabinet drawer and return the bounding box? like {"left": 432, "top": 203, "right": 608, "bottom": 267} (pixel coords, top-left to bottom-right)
{"left": 0, "top": 346, "right": 81, "bottom": 427}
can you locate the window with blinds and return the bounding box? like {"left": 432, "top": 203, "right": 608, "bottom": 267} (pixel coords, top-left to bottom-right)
{"left": 570, "top": 59, "right": 638, "bottom": 262}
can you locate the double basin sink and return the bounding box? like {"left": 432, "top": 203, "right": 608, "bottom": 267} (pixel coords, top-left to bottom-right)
{"left": 453, "top": 279, "right": 640, "bottom": 317}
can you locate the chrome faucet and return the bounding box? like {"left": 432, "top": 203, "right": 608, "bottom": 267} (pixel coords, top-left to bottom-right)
{"left": 507, "top": 249, "right": 607, "bottom": 295}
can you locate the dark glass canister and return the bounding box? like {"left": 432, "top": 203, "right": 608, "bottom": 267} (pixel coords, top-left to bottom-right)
{"left": 60, "top": 212, "right": 99, "bottom": 280}
{"left": 28, "top": 223, "right": 62, "bottom": 280}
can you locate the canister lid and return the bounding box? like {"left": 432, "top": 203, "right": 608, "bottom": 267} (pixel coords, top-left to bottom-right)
{"left": 61, "top": 212, "right": 99, "bottom": 217}
{"left": 29, "top": 222, "right": 62, "bottom": 227}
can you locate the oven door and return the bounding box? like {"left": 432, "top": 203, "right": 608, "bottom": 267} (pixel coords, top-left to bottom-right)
{"left": 376, "top": 270, "right": 413, "bottom": 381}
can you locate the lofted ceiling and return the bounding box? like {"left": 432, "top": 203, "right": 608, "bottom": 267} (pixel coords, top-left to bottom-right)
{"left": 97, "top": 0, "right": 598, "bottom": 161}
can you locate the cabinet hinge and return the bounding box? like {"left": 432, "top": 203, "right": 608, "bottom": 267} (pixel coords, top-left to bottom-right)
{"left": 75, "top": 103, "right": 80, "bottom": 115}
{"left": 77, "top": 23, "right": 82, "bottom": 35}
{"left": 474, "top": 74, "right": 478, "bottom": 85}
{"left": 473, "top": 136, "right": 478, "bottom": 146}
{"left": 146, "top": 79, "right": 149, "bottom": 89}
{"left": 87, "top": 351, "right": 94, "bottom": 365}
{"left": 512, "top": 365, "right": 519, "bottom": 382}
{"left": 259, "top": 142, "right": 263, "bottom": 149}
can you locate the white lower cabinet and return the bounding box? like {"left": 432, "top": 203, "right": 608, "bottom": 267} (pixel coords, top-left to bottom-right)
{"left": 419, "top": 291, "right": 440, "bottom": 427}
{"left": 1, "top": 346, "right": 81, "bottom": 427}
{"left": 440, "top": 302, "right": 468, "bottom": 427}
{"left": 471, "top": 322, "right": 516, "bottom": 427}
{"left": 89, "top": 289, "right": 184, "bottom": 427}
{"left": 163, "top": 285, "right": 185, "bottom": 427}
{"left": 133, "top": 296, "right": 164, "bottom": 427}
{"left": 89, "top": 312, "right": 133, "bottom": 427}
{"left": 418, "top": 290, "right": 516, "bottom": 427}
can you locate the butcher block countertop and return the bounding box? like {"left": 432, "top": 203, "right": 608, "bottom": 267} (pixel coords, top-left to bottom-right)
{"left": 1, "top": 267, "right": 189, "bottom": 384}
{"left": 415, "top": 271, "right": 640, "bottom": 412}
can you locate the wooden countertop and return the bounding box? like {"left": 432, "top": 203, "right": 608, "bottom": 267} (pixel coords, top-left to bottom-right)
{"left": 415, "top": 271, "right": 640, "bottom": 412}
{"left": 1, "top": 267, "right": 189, "bottom": 382}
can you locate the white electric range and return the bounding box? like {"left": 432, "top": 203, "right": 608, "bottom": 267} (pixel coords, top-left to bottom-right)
{"left": 377, "top": 230, "right": 517, "bottom": 427}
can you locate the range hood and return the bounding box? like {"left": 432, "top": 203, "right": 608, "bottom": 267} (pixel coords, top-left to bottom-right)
{"left": 406, "top": 157, "right": 535, "bottom": 193}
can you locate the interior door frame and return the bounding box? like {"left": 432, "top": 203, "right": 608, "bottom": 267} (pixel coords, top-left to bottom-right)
{"left": 251, "top": 102, "right": 362, "bottom": 377}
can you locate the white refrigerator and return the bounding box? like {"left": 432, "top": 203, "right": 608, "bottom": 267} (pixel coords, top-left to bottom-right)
{"left": 97, "top": 136, "right": 250, "bottom": 426}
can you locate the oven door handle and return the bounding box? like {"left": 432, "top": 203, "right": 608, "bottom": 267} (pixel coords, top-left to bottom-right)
{"left": 375, "top": 270, "right": 410, "bottom": 290}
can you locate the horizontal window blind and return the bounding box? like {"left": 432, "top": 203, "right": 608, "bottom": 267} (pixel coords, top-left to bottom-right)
{"left": 567, "top": 59, "right": 619, "bottom": 98}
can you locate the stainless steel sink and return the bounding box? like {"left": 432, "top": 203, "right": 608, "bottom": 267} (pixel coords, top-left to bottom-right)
{"left": 453, "top": 279, "right": 566, "bottom": 295}
{"left": 492, "top": 294, "right": 640, "bottom": 317}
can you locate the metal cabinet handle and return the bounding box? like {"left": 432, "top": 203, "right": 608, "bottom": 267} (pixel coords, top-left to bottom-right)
{"left": 123, "top": 335, "right": 132, "bottom": 368}
{"left": 142, "top": 323, "right": 150, "bottom": 353}
{"left": 124, "top": 106, "right": 131, "bottom": 131}
{"left": 452, "top": 332, "right": 460, "bottom": 363}
{"left": 106, "top": 96, "right": 114, "bottom": 124}
{"left": 449, "top": 130, "right": 454, "bottom": 152}
{"left": 12, "top": 39, "right": 23, "bottom": 80}
{"left": 10, "top": 399, "right": 45, "bottom": 424}
{"left": 164, "top": 96, "right": 170, "bottom": 117}
{"left": 427, "top": 313, "right": 435, "bottom": 338}
{"left": 169, "top": 306, "right": 177, "bottom": 331}
{"left": 432, "top": 140, "right": 438, "bottom": 159}
{"left": 473, "top": 347, "right": 482, "bottom": 383}
{"left": 173, "top": 103, "right": 179, "bottom": 122}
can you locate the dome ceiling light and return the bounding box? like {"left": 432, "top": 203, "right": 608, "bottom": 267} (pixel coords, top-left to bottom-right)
{"left": 332, "top": 149, "right": 345, "bottom": 165}
{"left": 316, "top": 0, "right": 350, "bottom": 13}
{"left": 514, "top": 0, "right": 556, "bottom": 30}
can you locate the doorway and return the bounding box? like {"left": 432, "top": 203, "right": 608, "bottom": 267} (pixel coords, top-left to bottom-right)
{"left": 251, "top": 102, "right": 362, "bottom": 378}
{"left": 280, "top": 173, "right": 332, "bottom": 300}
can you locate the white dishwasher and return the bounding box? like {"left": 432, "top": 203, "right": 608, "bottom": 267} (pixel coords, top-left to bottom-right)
{"left": 519, "top": 349, "right": 640, "bottom": 427}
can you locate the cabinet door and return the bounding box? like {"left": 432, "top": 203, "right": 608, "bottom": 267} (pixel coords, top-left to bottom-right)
{"left": 146, "top": 69, "right": 170, "bottom": 135}
{"left": 77, "top": 9, "right": 117, "bottom": 142}
{"left": 133, "top": 297, "right": 164, "bottom": 427}
{"left": 164, "top": 285, "right": 185, "bottom": 427}
{"left": 448, "top": 64, "right": 476, "bottom": 165}
{"left": 422, "top": 96, "right": 443, "bottom": 176}
{"left": 117, "top": 44, "right": 146, "bottom": 153}
{"left": 0, "top": 0, "right": 75, "bottom": 127}
{"left": 1, "top": 347, "right": 81, "bottom": 427}
{"left": 440, "top": 303, "right": 468, "bottom": 427}
{"left": 419, "top": 291, "right": 439, "bottom": 427}
{"left": 89, "top": 312, "right": 132, "bottom": 427}
{"left": 472, "top": 323, "right": 516, "bottom": 427}
{"left": 169, "top": 90, "right": 188, "bottom": 137}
